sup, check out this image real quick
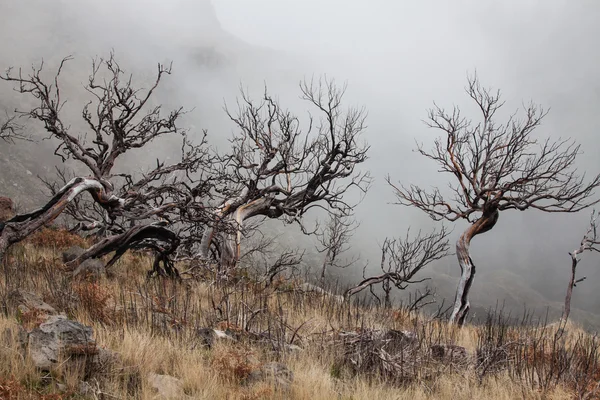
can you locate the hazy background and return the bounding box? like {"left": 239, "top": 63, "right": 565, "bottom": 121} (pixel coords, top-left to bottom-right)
{"left": 1, "top": 0, "right": 599, "bottom": 326}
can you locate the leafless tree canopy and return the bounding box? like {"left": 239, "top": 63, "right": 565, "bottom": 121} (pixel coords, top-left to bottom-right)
{"left": 389, "top": 74, "right": 600, "bottom": 325}
{"left": 0, "top": 54, "right": 216, "bottom": 274}
{"left": 345, "top": 227, "right": 450, "bottom": 305}
{"left": 201, "top": 78, "right": 371, "bottom": 269}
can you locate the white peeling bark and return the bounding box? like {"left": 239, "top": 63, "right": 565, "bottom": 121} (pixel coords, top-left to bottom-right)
{"left": 0, "top": 177, "right": 124, "bottom": 264}
{"left": 449, "top": 209, "right": 499, "bottom": 326}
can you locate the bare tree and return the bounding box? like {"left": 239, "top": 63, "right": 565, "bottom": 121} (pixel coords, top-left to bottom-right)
{"left": 200, "top": 77, "right": 371, "bottom": 271}
{"left": 315, "top": 212, "right": 359, "bottom": 280}
{"left": 0, "top": 114, "right": 28, "bottom": 142}
{"left": 345, "top": 227, "right": 450, "bottom": 306}
{"left": 389, "top": 74, "right": 600, "bottom": 325}
{"left": 562, "top": 211, "right": 600, "bottom": 322}
{"left": 0, "top": 54, "right": 215, "bottom": 274}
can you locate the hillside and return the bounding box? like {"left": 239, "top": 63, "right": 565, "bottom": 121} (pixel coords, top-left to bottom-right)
{"left": 0, "top": 229, "right": 596, "bottom": 399}
{"left": 1, "top": 0, "right": 600, "bottom": 350}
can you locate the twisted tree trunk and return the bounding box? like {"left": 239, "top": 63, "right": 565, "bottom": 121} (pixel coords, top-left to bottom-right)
{"left": 0, "top": 177, "right": 123, "bottom": 264}
{"left": 449, "top": 208, "right": 499, "bottom": 325}
{"left": 220, "top": 198, "right": 270, "bottom": 272}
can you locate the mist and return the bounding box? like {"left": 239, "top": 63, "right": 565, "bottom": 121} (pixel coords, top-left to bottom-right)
{"left": 1, "top": 1, "right": 599, "bottom": 326}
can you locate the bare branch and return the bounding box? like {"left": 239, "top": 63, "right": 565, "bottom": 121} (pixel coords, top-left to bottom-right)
{"left": 345, "top": 227, "right": 450, "bottom": 300}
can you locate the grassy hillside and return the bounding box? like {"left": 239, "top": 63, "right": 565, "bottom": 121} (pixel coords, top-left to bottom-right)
{"left": 0, "top": 228, "right": 597, "bottom": 399}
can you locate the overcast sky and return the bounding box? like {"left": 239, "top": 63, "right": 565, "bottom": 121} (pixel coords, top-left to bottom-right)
{"left": 2, "top": 0, "right": 600, "bottom": 317}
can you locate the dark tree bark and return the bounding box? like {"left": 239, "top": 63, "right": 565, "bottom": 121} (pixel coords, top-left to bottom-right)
{"left": 201, "top": 78, "right": 371, "bottom": 272}
{"left": 389, "top": 73, "right": 600, "bottom": 325}
{"left": 0, "top": 177, "right": 124, "bottom": 263}
{"left": 0, "top": 54, "right": 215, "bottom": 274}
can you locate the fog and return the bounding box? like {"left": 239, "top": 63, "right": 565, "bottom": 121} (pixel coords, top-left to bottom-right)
{"left": 1, "top": 0, "right": 600, "bottom": 325}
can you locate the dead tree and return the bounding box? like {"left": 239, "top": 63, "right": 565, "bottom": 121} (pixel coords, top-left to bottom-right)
{"left": 0, "top": 54, "right": 215, "bottom": 274}
{"left": 563, "top": 210, "right": 600, "bottom": 322}
{"left": 345, "top": 227, "right": 450, "bottom": 306}
{"left": 201, "top": 78, "right": 371, "bottom": 272}
{"left": 389, "top": 74, "right": 600, "bottom": 325}
{"left": 0, "top": 114, "right": 28, "bottom": 142}
{"left": 315, "top": 212, "right": 359, "bottom": 280}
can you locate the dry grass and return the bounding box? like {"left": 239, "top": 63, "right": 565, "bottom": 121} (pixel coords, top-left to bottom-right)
{"left": 0, "top": 242, "right": 595, "bottom": 399}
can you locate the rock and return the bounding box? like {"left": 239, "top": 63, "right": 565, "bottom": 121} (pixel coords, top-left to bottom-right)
{"left": 73, "top": 259, "right": 106, "bottom": 281}
{"left": 195, "top": 327, "right": 215, "bottom": 348}
{"left": 89, "top": 347, "right": 122, "bottom": 376}
{"left": 383, "top": 329, "right": 418, "bottom": 352}
{"left": 299, "top": 283, "right": 344, "bottom": 303}
{"left": 8, "top": 289, "right": 57, "bottom": 316}
{"left": 213, "top": 329, "right": 236, "bottom": 342}
{"left": 248, "top": 362, "right": 294, "bottom": 390}
{"left": 148, "top": 373, "right": 185, "bottom": 399}
{"left": 430, "top": 344, "right": 469, "bottom": 364}
{"left": 62, "top": 246, "right": 86, "bottom": 263}
{"left": 79, "top": 381, "right": 96, "bottom": 397}
{"left": 285, "top": 344, "right": 303, "bottom": 352}
{"left": 2, "top": 325, "right": 28, "bottom": 351}
{"left": 0, "top": 196, "right": 14, "bottom": 222}
{"left": 28, "top": 315, "right": 96, "bottom": 370}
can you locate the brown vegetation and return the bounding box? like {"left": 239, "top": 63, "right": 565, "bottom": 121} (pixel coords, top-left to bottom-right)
{"left": 0, "top": 241, "right": 593, "bottom": 399}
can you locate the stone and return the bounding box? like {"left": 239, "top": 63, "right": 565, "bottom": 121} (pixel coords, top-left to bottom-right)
{"left": 28, "top": 315, "right": 96, "bottom": 370}
{"left": 73, "top": 259, "right": 106, "bottom": 281}
{"left": 62, "top": 246, "right": 86, "bottom": 263}
{"left": 0, "top": 196, "right": 14, "bottom": 222}
{"left": 195, "top": 327, "right": 215, "bottom": 348}
{"left": 147, "top": 373, "right": 185, "bottom": 399}
{"left": 299, "top": 283, "right": 344, "bottom": 303}
{"left": 248, "top": 362, "right": 294, "bottom": 390}
{"left": 430, "top": 344, "right": 469, "bottom": 364}
{"left": 8, "top": 289, "right": 57, "bottom": 316}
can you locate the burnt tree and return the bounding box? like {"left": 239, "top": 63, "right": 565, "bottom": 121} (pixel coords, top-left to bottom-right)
{"left": 315, "top": 212, "right": 359, "bottom": 280}
{"left": 201, "top": 78, "right": 371, "bottom": 271}
{"left": 0, "top": 54, "right": 215, "bottom": 274}
{"left": 344, "top": 227, "right": 450, "bottom": 306}
{"left": 0, "top": 115, "right": 28, "bottom": 142}
{"left": 562, "top": 211, "right": 600, "bottom": 322}
{"left": 389, "top": 74, "right": 600, "bottom": 325}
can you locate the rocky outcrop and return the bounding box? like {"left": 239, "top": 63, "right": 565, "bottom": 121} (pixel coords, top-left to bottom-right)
{"left": 8, "top": 289, "right": 57, "bottom": 316}
{"left": 27, "top": 314, "right": 96, "bottom": 370}
{"left": 248, "top": 362, "right": 294, "bottom": 390}
{"left": 73, "top": 259, "right": 106, "bottom": 281}
{"left": 430, "top": 344, "right": 470, "bottom": 365}
{"left": 62, "top": 245, "right": 85, "bottom": 263}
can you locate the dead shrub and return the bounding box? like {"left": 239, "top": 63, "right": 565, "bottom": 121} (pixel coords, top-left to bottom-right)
{"left": 25, "top": 227, "right": 88, "bottom": 250}
{"left": 18, "top": 308, "right": 48, "bottom": 330}
{"left": 211, "top": 345, "right": 259, "bottom": 383}
{"left": 73, "top": 282, "right": 113, "bottom": 324}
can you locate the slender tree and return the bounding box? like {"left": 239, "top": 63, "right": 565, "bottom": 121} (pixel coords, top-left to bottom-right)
{"left": 389, "top": 74, "right": 600, "bottom": 325}
{"left": 562, "top": 210, "right": 600, "bottom": 322}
